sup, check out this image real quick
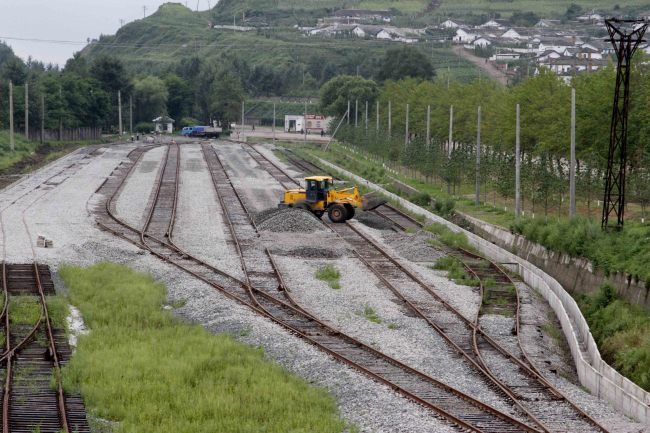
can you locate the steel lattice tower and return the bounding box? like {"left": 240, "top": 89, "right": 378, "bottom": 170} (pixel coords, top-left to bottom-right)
{"left": 601, "top": 19, "right": 648, "bottom": 229}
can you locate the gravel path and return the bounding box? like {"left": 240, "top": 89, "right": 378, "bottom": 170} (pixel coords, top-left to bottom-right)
{"left": 274, "top": 253, "right": 519, "bottom": 419}
{"left": 172, "top": 144, "right": 243, "bottom": 279}
{"left": 114, "top": 145, "right": 165, "bottom": 229}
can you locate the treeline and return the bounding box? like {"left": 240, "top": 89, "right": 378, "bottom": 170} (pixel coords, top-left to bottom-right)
{"left": 322, "top": 62, "right": 650, "bottom": 220}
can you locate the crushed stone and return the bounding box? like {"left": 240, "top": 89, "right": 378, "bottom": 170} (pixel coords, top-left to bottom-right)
{"left": 256, "top": 208, "right": 326, "bottom": 233}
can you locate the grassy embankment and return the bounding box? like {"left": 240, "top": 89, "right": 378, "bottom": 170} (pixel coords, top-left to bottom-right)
{"left": 60, "top": 262, "right": 349, "bottom": 433}
{"left": 0, "top": 130, "right": 112, "bottom": 179}
{"left": 288, "top": 141, "right": 650, "bottom": 391}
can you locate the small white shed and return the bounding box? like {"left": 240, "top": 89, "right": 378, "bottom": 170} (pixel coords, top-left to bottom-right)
{"left": 153, "top": 116, "right": 175, "bottom": 134}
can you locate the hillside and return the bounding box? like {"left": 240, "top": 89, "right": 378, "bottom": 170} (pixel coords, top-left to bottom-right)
{"left": 81, "top": 3, "right": 479, "bottom": 96}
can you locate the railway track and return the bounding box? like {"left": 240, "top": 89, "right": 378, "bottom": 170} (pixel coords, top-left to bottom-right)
{"left": 0, "top": 151, "right": 95, "bottom": 432}
{"left": 250, "top": 143, "right": 609, "bottom": 433}
{"left": 95, "top": 142, "right": 539, "bottom": 433}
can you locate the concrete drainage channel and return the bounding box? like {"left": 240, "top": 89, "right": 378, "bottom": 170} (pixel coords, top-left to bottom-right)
{"left": 312, "top": 152, "right": 650, "bottom": 427}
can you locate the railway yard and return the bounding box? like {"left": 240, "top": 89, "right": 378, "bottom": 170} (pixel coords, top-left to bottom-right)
{"left": 0, "top": 139, "right": 647, "bottom": 433}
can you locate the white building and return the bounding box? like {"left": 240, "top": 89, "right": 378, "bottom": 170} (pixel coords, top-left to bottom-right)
{"left": 441, "top": 19, "right": 460, "bottom": 29}
{"left": 454, "top": 28, "right": 478, "bottom": 43}
{"left": 153, "top": 116, "right": 174, "bottom": 134}
{"left": 284, "top": 115, "right": 333, "bottom": 133}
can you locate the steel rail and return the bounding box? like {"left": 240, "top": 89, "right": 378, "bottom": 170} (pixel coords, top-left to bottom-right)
{"left": 372, "top": 203, "right": 610, "bottom": 433}
{"left": 97, "top": 141, "right": 536, "bottom": 433}
{"left": 203, "top": 143, "right": 537, "bottom": 433}
{"left": 269, "top": 148, "right": 609, "bottom": 433}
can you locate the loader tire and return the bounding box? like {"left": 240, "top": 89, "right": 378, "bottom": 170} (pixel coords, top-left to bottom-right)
{"left": 344, "top": 204, "right": 355, "bottom": 220}
{"left": 328, "top": 204, "right": 347, "bottom": 223}
{"left": 295, "top": 201, "right": 311, "bottom": 212}
{"left": 314, "top": 210, "right": 325, "bottom": 218}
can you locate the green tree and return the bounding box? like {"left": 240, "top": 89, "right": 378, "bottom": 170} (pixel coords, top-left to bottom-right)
{"left": 378, "top": 46, "right": 435, "bottom": 82}
{"left": 133, "top": 75, "right": 169, "bottom": 123}
{"left": 210, "top": 69, "right": 244, "bottom": 127}
{"left": 163, "top": 74, "right": 192, "bottom": 122}
{"left": 319, "top": 75, "right": 379, "bottom": 117}
{"left": 90, "top": 56, "right": 131, "bottom": 94}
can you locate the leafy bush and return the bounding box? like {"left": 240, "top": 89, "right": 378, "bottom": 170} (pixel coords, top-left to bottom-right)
{"left": 433, "top": 198, "right": 455, "bottom": 217}
{"left": 577, "top": 283, "right": 650, "bottom": 391}
{"left": 134, "top": 122, "right": 154, "bottom": 133}
{"left": 409, "top": 192, "right": 431, "bottom": 207}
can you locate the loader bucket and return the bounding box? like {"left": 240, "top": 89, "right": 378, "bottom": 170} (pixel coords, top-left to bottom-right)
{"left": 362, "top": 193, "right": 387, "bottom": 211}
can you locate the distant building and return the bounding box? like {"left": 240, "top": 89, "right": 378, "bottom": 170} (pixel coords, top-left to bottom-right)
{"left": 153, "top": 116, "right": 174, "bottom": 134}
{"left": 331, "top": 9, "right": 392, "bottom": 24}
{"left": 441, "top": 19, "right": 460, "bottom": 29}
{"left": 284, "top": 115, "right": 332, "bottom": 133}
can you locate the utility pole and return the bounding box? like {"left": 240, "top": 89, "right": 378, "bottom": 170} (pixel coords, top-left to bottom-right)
{"left": 24, "top": 82, "right": 29, "bottom": 140}
{"left": 118, "top": 90, "right": 123, "bottom": 135}
{"left": 347, "top": 100, "right": 350, "bottom": 125}
{"left": 129, "top": 95, "right": 133, "bottom": 135}
{"left": 272, "top": 102, "right": 276, "bottom": 142}
{"left": 241, "top": 100, "right": 245, "bottom": 138}
{"left": 304, "top": 100, "right": 307, "bottom": 143}
{"left": 59, "top": 86, "right": 63, "bottom": 140}
{"left": 376, "top": 100, "right": 379, "bottom": 132}
{"left": 404, "top": 103, "right": 409, "bottom": 147}
{"left": 143, "top": 5, "right": 147, "bottom": 18}
{"left": 476, "top": 106, "right": 481, "bottom": 206}
{"left": 570, "top": 87, "right": 577, "bottom": 218}
{"left": 365, "top": 100, "right": 368, "bottom": 131}
{"left": 515, "top": 104, "right": 521, "bottom": 219}
{"left": 426, "top": 105, "right": 431, "bottom": 147}
{"left": 448, "top": 105, "right": 453, "bottom": 157}
{"left": 355, "top": 99, "right": 358, "bottom": 128}
{"left": 388, "top": 100, "right": 392, "bottom": 136}
{"left": 9, "top": 81, "right": 14, "bottom": 151}
{"left": 447, "top": 66, "right": 450, "bottom": 90}
{"left": 40, "top": 94, "right": 45, "bottom": 144}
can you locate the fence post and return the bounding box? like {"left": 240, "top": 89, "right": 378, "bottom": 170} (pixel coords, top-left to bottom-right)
{"left": 355, "top": 99, "right": 358, "bottom": 128}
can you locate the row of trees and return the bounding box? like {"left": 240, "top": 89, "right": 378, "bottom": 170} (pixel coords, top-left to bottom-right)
{"left": 321, "top": 62, "right": 650, "bottom": 220}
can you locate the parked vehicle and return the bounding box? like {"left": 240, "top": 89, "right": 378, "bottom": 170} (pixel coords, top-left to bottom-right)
{"left": 181, "top": 125, "right": 222, "bottom": 138}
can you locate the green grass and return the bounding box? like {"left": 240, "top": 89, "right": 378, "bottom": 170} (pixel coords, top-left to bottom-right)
{"left": 9, "top": 297, "right": 41, "bottom": 326}
{"left": 432, "top": 256, "right": 480, "bottom": 287}
{"left": 576, "top": 283, "right": 650, "bottom": 391}
{"left": 425, "top": 223, "right": 471, "bottom": 250}
{"left": 59, "top": 263, "right": 347, "bottom": 433}
{"left": 362, "top": 305, "right": 382, "bottom": 324}
{"left": 315, "top": 264, "right": 342, "bottom": 290}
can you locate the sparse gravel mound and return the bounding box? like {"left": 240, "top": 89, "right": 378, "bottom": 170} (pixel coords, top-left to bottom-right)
{"left": 285, "top": 246, "right": 343, "bottom": 259}
{"left": 382, "top": 231, "right": 444, "bottom": 262}
{"left": 256, "top": 208, "right": 326, "bottom": 233}
{"left": 356, "top": 211, "right": 394, "bottom": 230}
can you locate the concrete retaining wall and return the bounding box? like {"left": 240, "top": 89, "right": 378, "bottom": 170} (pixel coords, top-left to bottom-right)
{"left": 317, "top": 156, "right": 650, "bottom": 425}
{"left": 464, "top": 216, "right": 650, "bottom": 308}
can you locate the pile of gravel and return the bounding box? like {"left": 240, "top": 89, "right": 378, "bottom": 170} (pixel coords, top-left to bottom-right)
{"left": 356, "top": 211, "right": 394, "bottom": 230}
{"left": 382, "top": 231, "right": 445, "bottom": 263}
{"left": 284, "top": 246, "right": 343, "bottom": 259}
{"left": 256, "top": 208, "right": 326, "bottom": 233}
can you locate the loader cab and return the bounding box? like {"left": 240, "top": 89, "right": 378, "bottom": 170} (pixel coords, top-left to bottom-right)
{"left": 305, "top": 176, "right": 332, "bottom": 203}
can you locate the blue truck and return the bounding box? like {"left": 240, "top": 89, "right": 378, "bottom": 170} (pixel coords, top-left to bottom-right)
{"left": 181, "top": 125, "right": 222, "bottom": 138}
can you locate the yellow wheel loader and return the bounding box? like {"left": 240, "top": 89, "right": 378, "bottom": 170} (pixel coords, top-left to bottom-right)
{"left": 279, "top": 176, "right": 385, "bottom": 223}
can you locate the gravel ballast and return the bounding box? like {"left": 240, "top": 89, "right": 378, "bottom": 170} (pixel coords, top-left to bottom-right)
{"left": 257, "top": 208, "right": 326, "bottom": 233}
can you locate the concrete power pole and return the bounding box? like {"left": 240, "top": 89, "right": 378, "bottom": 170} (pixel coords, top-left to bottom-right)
{"left": 448, "top": 105, "right": 454, "bottom": 157}
{"left": 272, "top": 103, "right": 276, "bottom": 142}
{"left": 241, "top": 100, "right": 245, "bottom": 138}
{"left": 515, "top": 104, "right": 521, "bottom": 219}
{"left": 388, "top": 100, "right": 392, "bottom": 136}
{"left": 347, "top": 100, "right": 350, "bottom": 125}
{"left": 304, "top": 100, "right": 307, "bottom": 143}
{"left": 129, "top": 95, "right": 133, "bottom": 135}
{"left": 376, "top": 100, "right": 379, "bottom": 132}
{"left": 404, "top": 103, "right": 409, "bottom": 147}
{"left": 426, "top": 105, "right": 431, "bottom": 148}
{"left": 569, "top": 88, "right": 577, "bottom": 218}
{"left": 365, "top": 100, "right": 368, "bottom": 131}
{"left": 40, "top": 94, "right": 45, "bottom": 144}
{"left": 355, "top": 99, "right": 358, "bottom": 128}
{"left": 59, "top": 86, "right": 63, "bottom": 140}
{"left": 9, "top": 81, "right": 14, "bottom": 151}
{"left": 24, "top": 82, "right": 29, "bottom": 140}
{"left": 118, "top": 90, "right": 123, "bottom": 135}
{"left": 476, "top": 106, "right": 481, "bottom": 206}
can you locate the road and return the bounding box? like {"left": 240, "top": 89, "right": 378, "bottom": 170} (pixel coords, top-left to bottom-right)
{"left": 453, "top": 46, "right": 509, "bottom": 85}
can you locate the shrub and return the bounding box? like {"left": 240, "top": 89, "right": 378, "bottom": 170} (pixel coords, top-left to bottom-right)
{"left": 433, "top": 198, "right": 455, "bottom": 217}
{"left": 409, "top": 192, "right": 431, "bottom": 207}
{"left": 425, "top": 223, "right": 470, "bottom": 250}
{"left": 134, "top": 122, "right": 154, "bottom": 133}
